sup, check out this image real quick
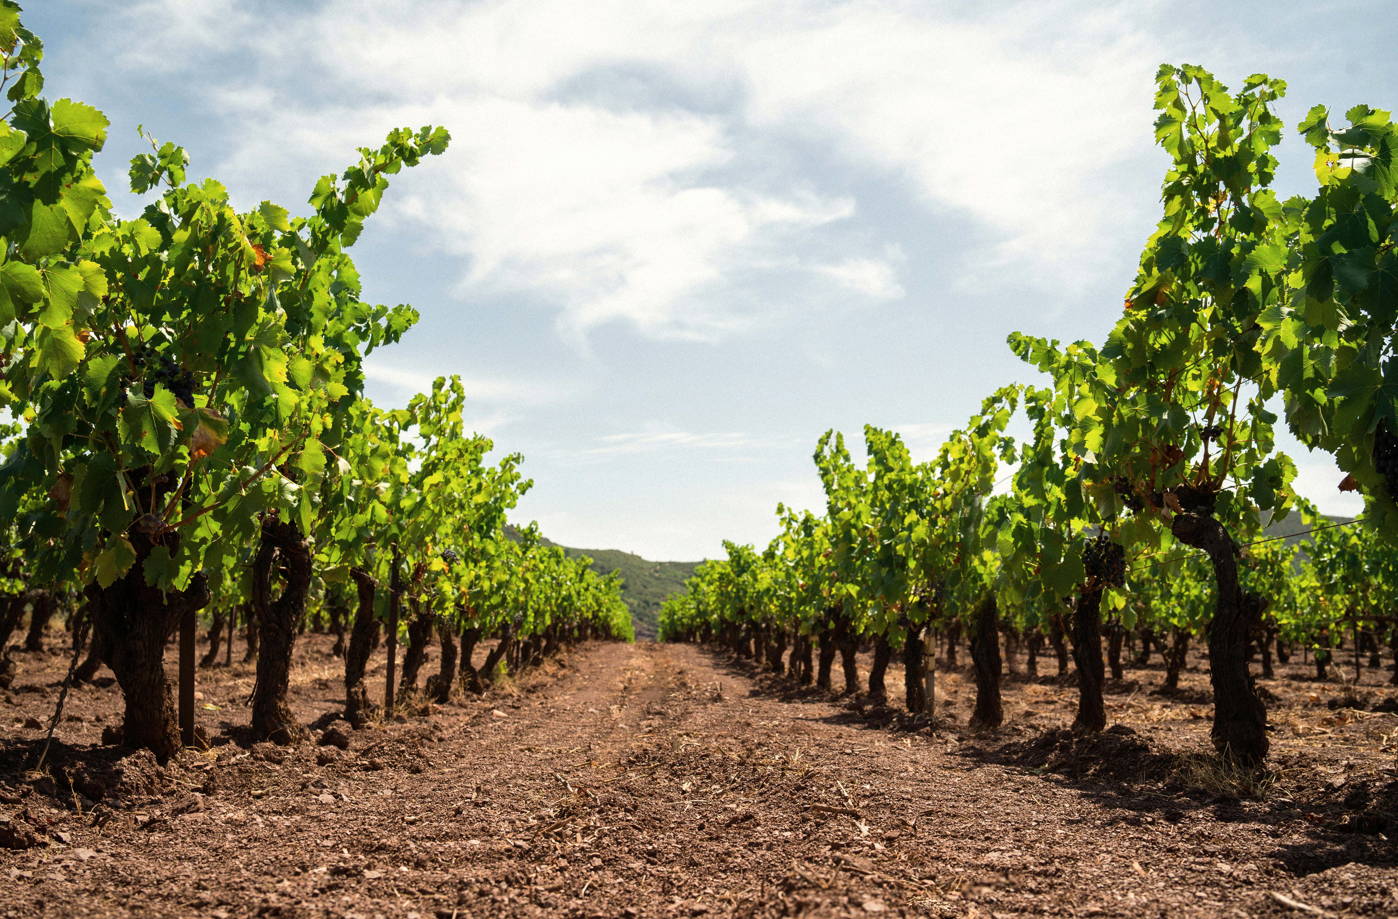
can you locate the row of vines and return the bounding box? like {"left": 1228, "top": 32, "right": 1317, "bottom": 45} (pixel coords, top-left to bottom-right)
{"left": 661, "top": 65, "right": 1398, "bottom": 766}
{"left": 0, "top": 4, "right": 631, "bottom": 762}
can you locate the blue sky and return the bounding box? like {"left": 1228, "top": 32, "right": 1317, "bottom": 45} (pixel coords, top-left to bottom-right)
{"left": 30, "top": 1, "right": 1390, "bottom": 559}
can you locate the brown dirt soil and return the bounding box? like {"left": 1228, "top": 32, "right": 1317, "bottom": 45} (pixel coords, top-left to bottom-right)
{"left": 1, "top": 633, "right": 1396, "bottom": 918}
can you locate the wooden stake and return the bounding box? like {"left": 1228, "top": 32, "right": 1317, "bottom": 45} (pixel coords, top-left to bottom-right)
{"left": 179, "top": 604, "right": 196, "bottom": 746}
{"left": 385, "top": 587, "right": 399, "bottom": 718}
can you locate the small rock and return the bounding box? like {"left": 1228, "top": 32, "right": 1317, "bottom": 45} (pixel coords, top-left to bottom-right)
{"left": 318, "top": 726, "right": 351, "bottom": 750}
{"left": 861, "top": 899, "right": 887, "bottom": 913}
{"left": 315, "top": 749, "right": 340, "bottom": 767}
{"left": 316, "top": 793, "right": 336, "bottom": 805}
{"left": 21, "top": 717, "right": 41, "bottom": 730}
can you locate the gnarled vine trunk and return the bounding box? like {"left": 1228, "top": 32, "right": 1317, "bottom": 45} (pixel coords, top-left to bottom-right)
{"left": 398, "top": 597, "right": 433, "bottom": 698}
{"left": 867, "top": 634, "right": 892, "bottom": 703}
{"left": 23, "top": 590, "right": 54, "bottom": 652}
{"left": 1106, "top": 623, "right": 1124, "bottom": 681}
{"left": 1026, "top": 630, "right": 1042, "bottom": 679}
{"left": 1071, "top": 587, "right": 1106, "bottom": 733}
{"left": 459, "top": 625, "right": 483, "bottom": 694}
{"left": 89, "top": 531, "right": 209, "bottom": 762}
{"left": 1134, "top": 627, "right": 1156, "bottom": 666}
{"left": 200, "top": 608, "right": 226, "bottom": 668}
{"left": 816, "top": 628, "right": 836, "bottom": 690}
{"left": 0, "top": 594, "right": 23, "bottom": 651}
{"left": 1259, "top": 628, "right": 1275, "bottom": 679}
{"left": 903, "top": 623, "right": 928, "bottom": 714}
{"left": 328, "top": 602, "right": 347, "bottom": 658}
{"left": 425, "top": 619, "right": 458, "bottom": 703}
{"left": 251, "top": 517, "right": 311, "bottom": 744}
{"left": 832, "top": 614, "right": 859, "bottom": 695}
{"left": 74, "top": 621, "right": 107, "bottom": 683}
{"left": 1162, "top": 627, "right": 1189, "bottom": 691}
{"left": 344, "top": 568, "right": 379, "bottom": 727}
{"left": 1048, "top": 613, "right": 1070, "bottom": 677}
{"left": 767, "top": 630, "right": 787, "bottom": 673}
{"left": 481, "top": 629, "right": 513, "bottom": 685}
{"left": 969, "top": 594, "right": 1002, "bottom": 729}
{"left": 1171, "top": 513, "right": 1268, "bottom": 765}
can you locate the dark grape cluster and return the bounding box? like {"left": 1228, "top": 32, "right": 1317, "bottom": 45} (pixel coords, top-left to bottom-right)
{"left": 1083, "top": 532, "right": 1125, "bottom": 587}
{"left": 1200, "top": 424, "right": 1225, "bottom": 442}
{"left": 441, "top": 548, "right": 460, "bottom": 565}
{"left": 127, "top": 344, "right": 196, "bottom": 405}
{"left": 1374, "top": 421, "right": 1398, "bottom": 500}
{"left": 1110, "top": 476, "right": 1143, "bottom": 513}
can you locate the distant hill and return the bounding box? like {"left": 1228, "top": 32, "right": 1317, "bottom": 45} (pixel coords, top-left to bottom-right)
{"left": 1261, "top": 511, "right": 1353, "bottom": 549}
{"left": 514, "top": 529, "right": 698, "bottom": 640}
{"left": 557, "top": 547, "right": 699, "bottom": 640}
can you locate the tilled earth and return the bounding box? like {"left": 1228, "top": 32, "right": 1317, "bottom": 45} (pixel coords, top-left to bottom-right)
{"left": 1, "top": 636, "right": 1397, "bottom": 918}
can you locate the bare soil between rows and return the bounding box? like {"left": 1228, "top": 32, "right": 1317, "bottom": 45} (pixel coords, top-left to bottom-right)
{"left": 2, "top": 636, "right": 1397, "bottom": 918}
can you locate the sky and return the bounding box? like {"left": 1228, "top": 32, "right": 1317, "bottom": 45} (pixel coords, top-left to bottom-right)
{"left": 28, "top": 0, "right": 1391, "bottom": 560}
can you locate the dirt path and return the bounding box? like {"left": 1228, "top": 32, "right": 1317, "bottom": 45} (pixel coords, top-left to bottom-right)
{"left": 2, "top": 641, "right": 1396, "bottom": 917}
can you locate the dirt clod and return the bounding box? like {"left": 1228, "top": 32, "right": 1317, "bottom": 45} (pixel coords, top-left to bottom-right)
{"left": 317, "top": 726, "right": 351, "bottom": 749}
{"left": 0, "top": 814, "right": 43, "bottom": 849}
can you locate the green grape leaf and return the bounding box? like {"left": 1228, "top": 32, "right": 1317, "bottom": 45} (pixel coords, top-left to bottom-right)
{"left": 22, "top": 202, "right": 71, "bottom": 259}
{"left": 0, "top": 123, "right": 26, "bottom": 167}
{"left": 36, "top": 325, "right": 85, "bottom": 376}
{"left": 142, "top": 544, "right": 180, "bottom": 588}
{"left": 39, "top": 264, "right": 82, "bottom": 328}
{"left": 296, "top": 437, "right": 326, "bottom": 477}
{"left": 82, "top": 352, "right": 122, "bottom": 400}
{"left": 94, "top": 535, "right": 137, "bottom": 588}
{"left": 51, "top": 98, "right": 109, "bottom": 151}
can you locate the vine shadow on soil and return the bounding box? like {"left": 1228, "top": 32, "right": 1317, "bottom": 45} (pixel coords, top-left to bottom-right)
{"left": 699, "top": 647, "right": 1398, "bottom": 878}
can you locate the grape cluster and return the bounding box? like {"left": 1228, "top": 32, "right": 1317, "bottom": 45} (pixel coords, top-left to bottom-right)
{"left": 1083, "top": 532, "right": 1125, "bottom": 587}
{"left": 1374, "top": 421, "right": 1398, "bottom": 499}
{"left": 441, "top": 548, "right": 460, "bottom": 565}
{"left": 128, "top": 345, "right": 196, "bottom": 405}
{"left": 1111, "top": 476, "right": 1143, "bottom": 513}
{"left": 1200, "top": 424, "right": 1225, "bottom": 442}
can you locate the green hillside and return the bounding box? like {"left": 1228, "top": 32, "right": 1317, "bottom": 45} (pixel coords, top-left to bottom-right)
{"left": 518, "top": 528, "right": 698, "bottom": 639}
{"left": 1260, "top": 511, "right": 1353, "bottom": 548}
{"left": 558, "top": 547, "right": 698, "bottom": 640}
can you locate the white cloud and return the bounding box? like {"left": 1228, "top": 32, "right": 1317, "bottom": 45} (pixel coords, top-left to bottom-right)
{"left": 105, "top": 0, "right": 254, "bottom": 71}
{"left": 734, "top": 2, "right": 1162, "bottom": 281}
{"left": 86, "top": 0, "right": 1184, "bottom": 343}
{"left": 523, "top": 471, "right": 828, "bottom": 560}
{"left": 815, "top": 255, "right": 904, "bottom": 301}
{"left": 362, "top": 359, "right": 571, "bottom": 406}
{"left": 582, "top": 428, "right": 773, "bottom": 457}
